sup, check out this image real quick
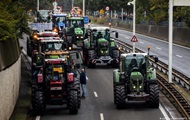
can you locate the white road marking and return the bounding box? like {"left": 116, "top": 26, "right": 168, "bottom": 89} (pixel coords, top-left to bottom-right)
{"left": 100, "top": 113, "right": 104, "bottom": 120}
{"left": 86, "top": 76, "right": 89, "bottom": 81}
{"left": 36, "top": 116, "right": 41, "bottom": 120}
{"left": 139, "top": 41, "right": 144, "bottom": 44}
{"left": 94, "top": 92, "right": 98, "bottom": 97}
{"left": 156, "top": 47, "right": 161, "bottom": 50}
{"left": 159, "top": 104, "right": 170, "bottom": 120}
{"left": 176, "top": 54, "right": 182, "bottom": 58}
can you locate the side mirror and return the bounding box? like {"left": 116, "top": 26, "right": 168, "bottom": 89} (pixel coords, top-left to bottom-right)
{"left": 154, "top": 56, "right": 158, "bottom": 62}
{"left": 89, "top": 19, "right": 91, "bottom": 23}
{"left": 115, "top": 32, "right": 118, "bottom": 38}
{"left": 76, "top": 52, "right": 79, "bottom": 59}
{"left": 76, "top": 63, "right": 80, "bottom": 69}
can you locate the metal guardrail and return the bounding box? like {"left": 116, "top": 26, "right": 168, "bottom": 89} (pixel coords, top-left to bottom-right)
{"left": 115, "top": 38, "right": 190, "bottom": 119}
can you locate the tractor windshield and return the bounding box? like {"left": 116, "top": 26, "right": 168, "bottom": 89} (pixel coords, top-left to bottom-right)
{"left": 52, "top": 16, "right": 67, "bottom": 28}
{"left": 45, "top": 64, "right": 64, "bottom": 81}
{"left": 125, "top": 55, "right": 145, "bottom": 68}
{"left": 69, "top": 19, "right": 84, "bottom": 28}
{"left": 41, "top": 42, "right": 62, "bottom": 52}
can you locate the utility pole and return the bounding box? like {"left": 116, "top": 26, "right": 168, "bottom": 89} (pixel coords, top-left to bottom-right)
{"left": 168, "top": 0, "right": 190, "bottom": 83}
{"left": 128, "top": 0, "right": 136, "bottom": 53}
{"left": 37, "top": 0, "right": 39, "bottom": 11}
{"left": 83, "top": 0, "right": 85, "bottom": 16}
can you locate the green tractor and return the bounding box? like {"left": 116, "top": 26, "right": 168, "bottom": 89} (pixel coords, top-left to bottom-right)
{"left": 65, "top": 17, "right": 87, "bottom": 49}
{"left": 83, "top": 27, "right": 119, "bottom": 68}
{"left": 113, "top": 47, "right": 159, "bottom": 108}
{"left": 31, "top": 50, "right": 82, "bottom": 115}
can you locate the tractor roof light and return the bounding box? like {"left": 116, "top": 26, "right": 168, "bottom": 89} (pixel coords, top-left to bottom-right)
{"left": 147, "top": 46, "right": 150, "bottom": 50}
{"left": 109, "top": 22, "right": 111, "bottom": 26}
{"left": 69, "top": 47, "right": 72, "bottom": 50}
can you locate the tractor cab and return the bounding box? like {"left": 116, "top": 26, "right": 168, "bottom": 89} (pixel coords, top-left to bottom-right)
{"left": 66, "top": 17, "right": 85, "bottom": 48}
{"left": 52, "top": 13, "right": 67, "bottom": 37}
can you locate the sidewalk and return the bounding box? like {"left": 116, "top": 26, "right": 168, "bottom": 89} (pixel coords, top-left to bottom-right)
{"left": 10, "top": 57, "right": 31, "bottom": 120}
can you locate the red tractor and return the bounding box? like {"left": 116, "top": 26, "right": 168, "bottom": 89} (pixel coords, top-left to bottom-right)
{"left": 31, "top": 51, "right": 81, "bottom": 114}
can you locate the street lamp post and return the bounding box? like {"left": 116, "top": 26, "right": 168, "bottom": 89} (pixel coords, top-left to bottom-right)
{"left": 128, "top": 0, "right": 136, "bottom": 53}
{"left": 37, "top": 0, "right": 39, "bottom": 11}
{"left": 83, "top": 0, "right": 85, "bottom": 16}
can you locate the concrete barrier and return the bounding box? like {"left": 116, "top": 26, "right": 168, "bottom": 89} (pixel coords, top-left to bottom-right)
{"left": 0, "top": 57, "right": 21, "bottom": 120}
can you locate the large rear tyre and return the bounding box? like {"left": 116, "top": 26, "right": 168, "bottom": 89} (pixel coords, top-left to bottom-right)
{"left": 73, "top": 79, "right": 81, "bottom": 109}
{"left": 87, "top": 50, "right": 96, "bottom": 68}
{"left": 69, "top": 90, "right": 79, "bottom": 114}
{"left": 149, "top": 84, "right": 159, "bottom": 108}
{"left": 115, "top": 85, "right": 126, "bottom": 109}
{"left": 32, "top": 91, "right": 45, "bottom": 115}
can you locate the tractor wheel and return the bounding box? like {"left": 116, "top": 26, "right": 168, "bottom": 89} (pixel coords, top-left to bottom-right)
{"left": 69, "top": 90, "right": 78, "bottom": 114}
{"left": 115, "top": 85, "right": 126, "bottom": 109}
{"left": 149, "top": 84, "right": 159, "bottom": 108}
{"left": 87, "top": 50, "right": 96, "bottom": 68}
{"left": 32, "top": 91, "right": 45, "bottom": 115}
{"left": 113, "top": 84, "right": 116, "bottom": 104}
{"left": 73, "top": 79, "right": 81, "bottom": 109}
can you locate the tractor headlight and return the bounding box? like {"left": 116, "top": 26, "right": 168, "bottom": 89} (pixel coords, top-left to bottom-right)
{"left": 53, "top": 28, "right": 58, "bottom": 33}
{"left": 69, "top": 47, "right": 72, "bottom": 50}
{"left": 81, "top": 36, "right": 83, "bottom": 38}
{"left": 33, "top": 34, "right": 38, "bottom": 39}
{"left": 133, "top": 85, "right": 136, "bottom": 89}
{"left": 77, "top": 36, "right": 79, "bottom": 39}
{"left": 139, "top": 85, "right": 142, "bottom": 89}
{"left": 101, "top": 50, "right": 103, "bottom": 54}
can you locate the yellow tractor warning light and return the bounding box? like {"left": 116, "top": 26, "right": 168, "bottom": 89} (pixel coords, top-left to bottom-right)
{"left": 53, "top": 28, "right": 58, "bottom": 33}
{"left": 147, "top": 46, "right": 150, "bottom": 50}
{"left": 109, "top": 22, "right": 111, "bottom": 26}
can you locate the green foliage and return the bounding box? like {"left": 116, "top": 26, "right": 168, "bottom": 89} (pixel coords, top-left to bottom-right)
{"left": 0, "top": 1, "right": 30, "bottom": 41}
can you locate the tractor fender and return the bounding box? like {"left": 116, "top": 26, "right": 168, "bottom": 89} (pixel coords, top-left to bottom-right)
{"left": 113, "top": 69, "right": 120, "bottom": 83}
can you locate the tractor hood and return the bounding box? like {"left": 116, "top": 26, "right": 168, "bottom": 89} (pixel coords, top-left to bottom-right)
{"left": 98, "top": 38, "right": 109, "bottom": 56}
{"left": 98, "top": 38, "right": 109, "bottom": 46}
{"left": 74, "top": 28, "right": 83, "bottom": 35}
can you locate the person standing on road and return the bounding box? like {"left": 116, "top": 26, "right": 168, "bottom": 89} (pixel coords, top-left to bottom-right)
{"left": 80, "top": 69, "right": 86, "bottom": 99}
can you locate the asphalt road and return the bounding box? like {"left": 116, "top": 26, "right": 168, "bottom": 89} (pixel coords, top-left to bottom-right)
{"left": 18, "top": 28, "right": 184, "bottom": 120}
{"left": 102, "top": 25, "right": 190, "bottom": 78}
{"left": 41, "top": 67, "right": 164, "bottom": 120}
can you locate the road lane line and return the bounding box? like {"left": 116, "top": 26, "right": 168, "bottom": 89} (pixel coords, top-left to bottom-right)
{"left": 94, "top": 92, "right": 98, "bottom": 97}
{"left": 86, "top": 76, "right": 89, "bottom": 81}
{"left": 100, "top": 113, "right": 104, "bottom": 120}
{"left": 176, "top": 55, "right": 182, "bottom": 58}
{"left": 36, "top": 116, "right": 41, "bottom": 120}
{"left": 159, "top": 104, "right": 170, "bottom": 120}
{"left": 139, "top": 41, "right": 144, "bottom": 44}
{"left": 156, "top": 47, "right": 161, "bottom": 50}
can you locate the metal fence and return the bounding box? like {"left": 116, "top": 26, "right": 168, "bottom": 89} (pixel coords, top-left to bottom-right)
{"left": 0, "top": 39, "right": 21, "bottom": 71}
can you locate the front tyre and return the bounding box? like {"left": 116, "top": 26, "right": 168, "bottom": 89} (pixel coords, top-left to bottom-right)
{"left": 149, "top": 84, "right": 159, "bottom": 108}
{"left": 32, "top": 91, "right": 45, "bottom": 115}
{"left": 69, "top": 90, "right": 79, "bottom": 114}
{"left": 115, "top": 85, "right": 126, "bottom": 109}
